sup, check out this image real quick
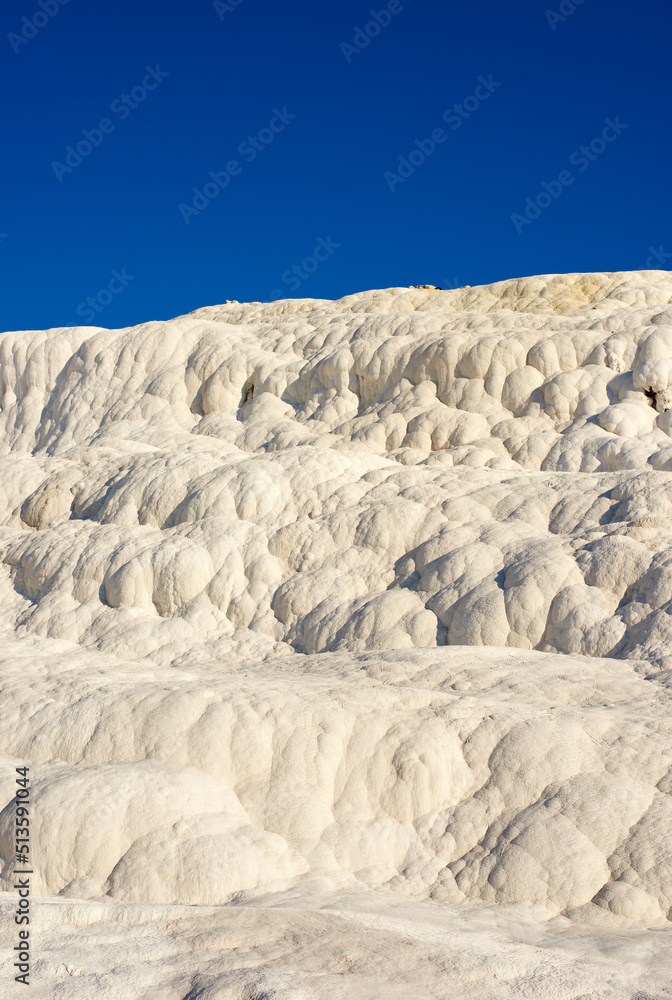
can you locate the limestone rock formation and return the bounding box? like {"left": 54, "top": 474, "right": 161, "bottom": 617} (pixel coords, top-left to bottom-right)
{"left": 1, "top": 271, "right": 671, "bottom": 997}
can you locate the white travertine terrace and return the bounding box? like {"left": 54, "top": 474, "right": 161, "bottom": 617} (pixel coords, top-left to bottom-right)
{"left": 1, "top": 271, "right": 671, "bottom": 997}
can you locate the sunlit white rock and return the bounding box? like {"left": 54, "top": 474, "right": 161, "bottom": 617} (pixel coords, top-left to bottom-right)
{"left": 1, "top": 271, "right": 672, "bottom": 997}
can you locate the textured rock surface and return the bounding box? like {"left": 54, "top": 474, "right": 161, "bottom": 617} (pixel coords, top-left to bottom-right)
{"left": 1, "top": 271, "right": 672, "bottom": 997}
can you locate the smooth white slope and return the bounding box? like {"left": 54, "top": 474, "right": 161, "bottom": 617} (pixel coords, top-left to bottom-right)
{"left": 2, "top": 889, "right": 671, "bottom": 999}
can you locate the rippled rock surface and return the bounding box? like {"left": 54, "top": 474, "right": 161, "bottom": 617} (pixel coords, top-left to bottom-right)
{"left": 1, "top": 272, "right": 671, "bottom": 997}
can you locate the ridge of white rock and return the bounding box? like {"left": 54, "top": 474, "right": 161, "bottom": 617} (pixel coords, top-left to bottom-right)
{"left": 0, "top": 271, "right": 671, "bottom": 997}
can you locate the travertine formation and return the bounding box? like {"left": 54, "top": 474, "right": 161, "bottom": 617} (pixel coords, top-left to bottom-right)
{"left": 1, "top": 272, "right": 671, "bottom": 997}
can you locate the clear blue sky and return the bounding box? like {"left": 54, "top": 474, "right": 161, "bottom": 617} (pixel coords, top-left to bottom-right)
{"left": 1, "top": 0, "right": 670, "bottom": 330}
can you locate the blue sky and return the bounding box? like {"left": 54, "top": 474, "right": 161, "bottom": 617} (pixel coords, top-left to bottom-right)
{"left": 1, "top": 0, "right": 670, "bottom": 330}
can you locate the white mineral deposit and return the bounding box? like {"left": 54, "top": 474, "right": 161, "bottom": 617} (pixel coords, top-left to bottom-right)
{"left": 1, "top": 271, "right": 672, "bottom": 997}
